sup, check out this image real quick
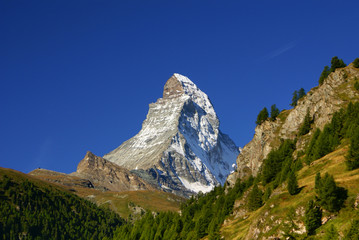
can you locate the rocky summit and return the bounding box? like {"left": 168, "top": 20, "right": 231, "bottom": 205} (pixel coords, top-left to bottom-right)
{"left": 104, "top": 73, "right": 239, "bottom": 197}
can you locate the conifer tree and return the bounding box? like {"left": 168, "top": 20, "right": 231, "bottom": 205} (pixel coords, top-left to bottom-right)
{"left": 346, "top": 127, "right": 359, "bottom": 170}
{"left": 290, "top": 90, "right": 298, "bottom": 107}
{"left": 208, "top": 219, "right": 220, "bottom": 240}
{"left": 312, "top": 126, "right": 332, "bottom": 160}
{"left": 247, "top": 185, "right": 263, "bottom": 211}
{"left": 287, "top": 171, "right": 298, "bottom": 195}
{"left": 330, "top": 56, "right": 346, "bottom": 72}
{"left": 304, "top": 200, "right": 322, "bottom": 236}
{"left": 353, "top": 58, "right": 359, "bottom": 68}
{"left": 319, "top": 66, "right": 330, "bottom": 85}
{"left": 256, "top": 107, "right": 269, "bottom": 125}
{"left": 305, "top": 129, "right": 321, "bottom": 164}
{"left": 298, "top": 88, "right": 306, "bottom": 99}
{"left": 270, "top": 104, "right": 280, "bottom": 121}
{"left": 315, "top": 172, "right": 347, "bottom": 212}
{"left": 298, "top": 110, "right": 312, "bottom": 136}
{"left": 315, "top": 172, "right": 321, "bottom": 190}
{"left": 263, "top": 186, "right": 272, "bottom": 201}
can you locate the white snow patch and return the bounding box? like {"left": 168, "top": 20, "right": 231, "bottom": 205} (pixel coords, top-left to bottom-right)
{"left": 178, "top": 176, "right": 214, "bottom": 193}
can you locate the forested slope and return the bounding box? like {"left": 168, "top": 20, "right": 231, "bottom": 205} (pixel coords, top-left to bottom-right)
{"left": 0, "top": 168, "right": 124, "bottom": 240}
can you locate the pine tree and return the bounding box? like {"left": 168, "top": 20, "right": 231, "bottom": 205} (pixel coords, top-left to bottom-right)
{"left": 298, "top": 110, "right": 312, "bottom": 136}
{"left": 353, "top": 58, "right": 359, "bottom": 68}
{"left": 256, "top": 107, "right": 269, "bottom": 125}
{"left": 312, "top": 126, "right": 332, "bottom": 160}
{"left": 315, "top": 173, "right": 347, "bottom": 212}
{"left": 304, "top": 200, "right": 322, "bottom": 236}
{"left": 208, "top": 219, "right": 220, "bottom": 240}
{"left": 330, "top": 56, "right": 346, "bottom": 72}
{"left": 290, "top": 90, "right": 298, "bottom": 107}
{"left": 263, "top": 186, "right": 272, "bottom": 201}
{"left": 346, "top": 127, "right": 359, "bottom": 170}
{"left": 287, "top": 171, "right": 298, "bottom": 195}
{"left": 270, "top": 104, "right": 280, "bottom": 121}
{"left": 298, "top": 88, "right": 306, "bottom": 99}
{"left": 305, "top": 129, "right": 321, "bottom": 164}
{"left": 319, "top": 66, "right": 330, "bottom": 85}
{"left": 247, "top": 185, "right": 263, "bottom": 211}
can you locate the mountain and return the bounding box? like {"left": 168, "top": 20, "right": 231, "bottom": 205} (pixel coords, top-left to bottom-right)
{"left": 104, "top": 73, "right": 239, "bottom": 196}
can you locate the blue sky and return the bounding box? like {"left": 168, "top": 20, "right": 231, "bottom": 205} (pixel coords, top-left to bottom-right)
{"left": 1, "top": 0, "right": 359, "bottom": 174}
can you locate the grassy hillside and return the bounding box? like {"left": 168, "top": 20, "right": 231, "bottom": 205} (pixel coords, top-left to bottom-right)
{"left": 75, "top": 188, "right": 184, "bottom": 220}
{"left": 0, "top": 167, "right": 124, "bottom": 240}
{"left": 221, "top": 145, "right": 359, "bottom": 239}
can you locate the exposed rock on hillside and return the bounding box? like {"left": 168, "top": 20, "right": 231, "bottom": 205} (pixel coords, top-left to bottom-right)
{"left": 228, "top": 64, "right": 359, "bottom": 184}
{"left": 72, "top": 151, "right": 156, "bottom": 192}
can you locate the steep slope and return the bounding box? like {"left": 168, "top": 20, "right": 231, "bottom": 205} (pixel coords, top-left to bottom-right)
{"left": 104, "top": 73, "right": 239, "bottom": 196}
{"left": 220, "top": 61, "right": 359, "bottom": 239}
{"left": 222, "top": 146, "right": 359, "bottom": 239}
{"left": 228, "top": 64, "right": 359, "bottom": 184}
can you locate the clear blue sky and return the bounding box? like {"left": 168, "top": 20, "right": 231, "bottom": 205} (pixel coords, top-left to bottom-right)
{"left": 1, "top": 1, "right": 359, "bottom": 174}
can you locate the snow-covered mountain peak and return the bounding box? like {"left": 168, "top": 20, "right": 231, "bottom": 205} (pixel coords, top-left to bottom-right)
{"left": 104, "top": 74, "right": 239, "bottom": 197}
{"left": 167, "top": 73, "right": 217, "bottom": 124}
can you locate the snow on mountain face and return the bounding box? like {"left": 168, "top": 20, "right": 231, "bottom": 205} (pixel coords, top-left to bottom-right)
{"left": 104, "top": 74, "right": 239, "bottom": 197}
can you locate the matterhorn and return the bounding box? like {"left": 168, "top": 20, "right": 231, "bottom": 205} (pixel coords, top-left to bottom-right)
{"left": 104, "top": 74, "right": 239, "bottom": 197}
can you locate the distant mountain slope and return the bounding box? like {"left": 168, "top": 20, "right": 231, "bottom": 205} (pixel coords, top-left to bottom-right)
{"left": 104, "top": 73, "right": 239, "bottom": 197}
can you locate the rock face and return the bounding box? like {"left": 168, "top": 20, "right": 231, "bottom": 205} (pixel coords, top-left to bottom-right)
{"left": 104, "top": 73, "right": 239, "bottom": 196}
{"left": 73, "top": 151, "right": 156, "bottom": 192}
{"left": 228, "top": 64, "right": 359, "bottom": 185}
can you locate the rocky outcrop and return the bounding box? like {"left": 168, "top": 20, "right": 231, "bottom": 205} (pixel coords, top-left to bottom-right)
{"left": 72, "top": 151, "right": 156, "bottom": 192}
{"left": 228, "top": 64, "right": 359, "bottom": 185}
{"left": 104, "top": 74, "right": 239, "bottom": 197}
